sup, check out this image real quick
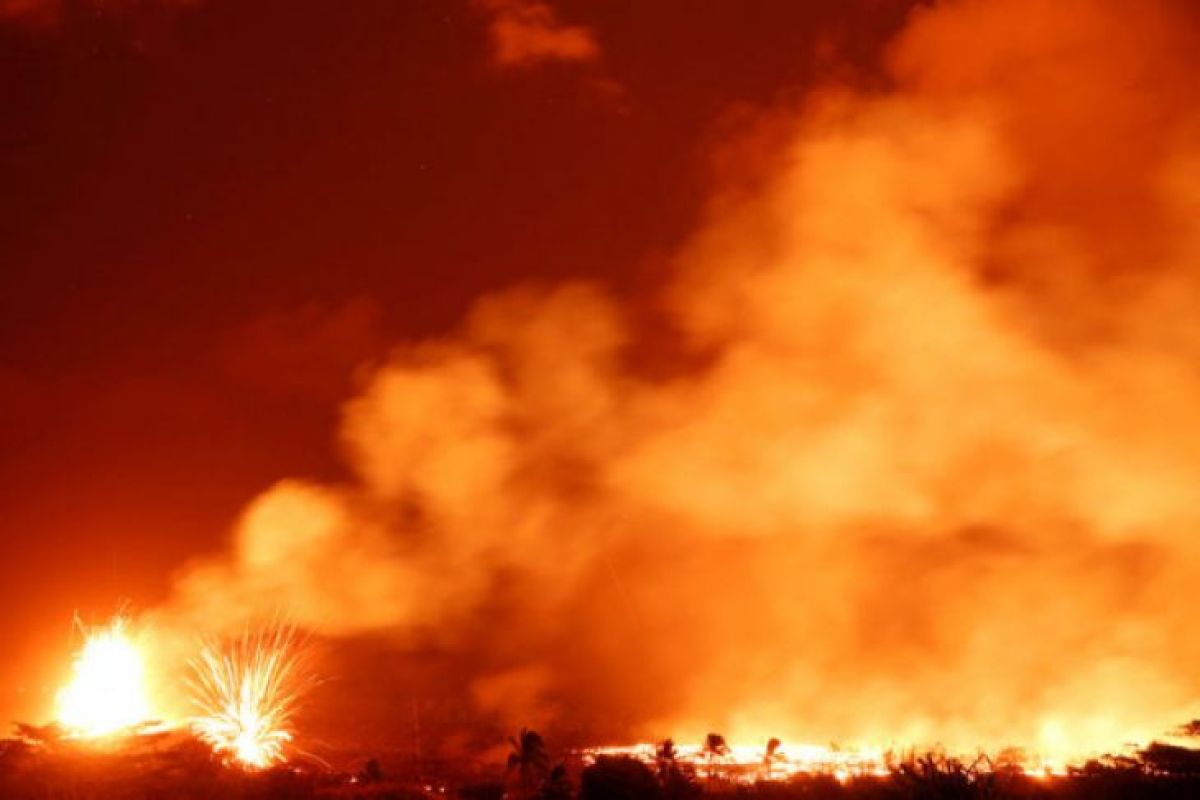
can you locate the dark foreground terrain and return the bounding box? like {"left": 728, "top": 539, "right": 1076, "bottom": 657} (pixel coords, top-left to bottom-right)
{"left": 4, "top": 724, "right": 1200, "bottom": 800}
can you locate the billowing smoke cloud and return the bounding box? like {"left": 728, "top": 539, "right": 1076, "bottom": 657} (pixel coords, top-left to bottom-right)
{"left": 159, "top": 0, "right": 1200, "bottom": 757}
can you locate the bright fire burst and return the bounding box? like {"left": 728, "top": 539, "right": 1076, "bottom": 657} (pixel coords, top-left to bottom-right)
{"left": 56, "top": 615, "right": 154, "bottom": 737}
{"left": 187, "top": 625, "right": 308, "bottom": 769}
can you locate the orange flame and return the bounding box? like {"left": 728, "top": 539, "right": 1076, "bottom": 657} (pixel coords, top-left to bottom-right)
{"left": 55, "top": 615, "right": 155, "bottom": 737}
{"left": 584, "top": 739, "right": 1084, "bottom": 783}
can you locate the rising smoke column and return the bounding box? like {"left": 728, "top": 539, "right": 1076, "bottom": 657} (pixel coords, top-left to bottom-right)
{"left": 160, "top": 0, "right": 1200, "bottom": 758}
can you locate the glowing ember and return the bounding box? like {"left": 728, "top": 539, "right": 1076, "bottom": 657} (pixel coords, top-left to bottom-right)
{"left": 187, "top": 625, "right": 308, "bottom": 769}
{"left": 55, "top": 615, "right": 154, "bottom": 737}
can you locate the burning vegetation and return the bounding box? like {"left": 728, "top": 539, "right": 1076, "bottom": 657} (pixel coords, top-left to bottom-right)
{"left": 12, "top": 611, "right": 1200, "bottom": 796}
{"left": 5, "top": 721, "right": 1200, "bottom": 799}
{"left": 10, "top": 609, "right": 1200, "bottom": 798}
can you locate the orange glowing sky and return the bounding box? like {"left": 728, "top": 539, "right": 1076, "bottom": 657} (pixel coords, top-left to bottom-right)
{"left": 0, "top": 0, "right": 917, "bottom": 724}
{"left": 3, "top": 0, "right": 1200, "bottom": 759}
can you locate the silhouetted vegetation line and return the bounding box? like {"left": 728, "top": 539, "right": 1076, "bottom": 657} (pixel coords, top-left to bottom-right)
{"left": 6, "top": 723, "right": 1200, "bottom": 799}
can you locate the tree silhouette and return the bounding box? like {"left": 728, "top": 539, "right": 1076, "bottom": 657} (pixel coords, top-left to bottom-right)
{"left": 702, "top": 733, "right": 729, "bottom": 785}
{"left": 656, "top": 738, "right": 678, "bottom": 781}
{"left": 763, "top": 737, "right": 783, "bottom": 780}
{"left": 507, "top": 728, "right": 551, "bottom": 800}
{"left": 655, "top": 740, "right": 699, "bottom": 800}
{"left": 1141, "top": 743, "right": 1200, "bottom": 777}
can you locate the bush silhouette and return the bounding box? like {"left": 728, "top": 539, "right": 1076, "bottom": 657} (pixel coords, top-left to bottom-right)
{"left": 581, "top": 755, "right": 662, "bottom": 800}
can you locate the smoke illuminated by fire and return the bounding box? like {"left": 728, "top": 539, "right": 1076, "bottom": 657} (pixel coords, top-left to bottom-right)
{"left": 186, "top": 626, "right": 308, "bottom": 768}
{"left": 55, "top": 616, "right": 154, "bottom": 738}
{"left": 132, "top": 0, "right": 1200, "bottom": 765}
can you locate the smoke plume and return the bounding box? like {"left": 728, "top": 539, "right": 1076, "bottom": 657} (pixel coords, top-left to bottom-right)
{"left": 158, "top": 0, "right": 1200, "bottom": 757}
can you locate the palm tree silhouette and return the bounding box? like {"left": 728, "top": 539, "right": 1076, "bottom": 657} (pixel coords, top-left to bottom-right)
{"left": 702, "top": 733, "right": 729, "bottom": 785}
{"left": 656, "top": 738, "right": 678, "bottom": 780}
{"left": 763, "top": 738, "right": 782, "bottom": 779}
{"left": 507, "top": 728, "right": 551, "bottom": 800}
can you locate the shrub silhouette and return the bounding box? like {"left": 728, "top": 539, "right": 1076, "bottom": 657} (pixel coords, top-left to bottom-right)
{"left": 581, "top": 755, "right": 662, "bottom": 800}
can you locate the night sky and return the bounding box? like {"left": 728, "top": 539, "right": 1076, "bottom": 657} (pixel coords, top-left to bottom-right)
{"left": 0, "top": 1, "right": 914, "bottom": 722}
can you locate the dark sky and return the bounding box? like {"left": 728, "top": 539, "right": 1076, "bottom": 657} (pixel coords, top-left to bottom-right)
{"left": 0, "top": 0, "right": 914, "bottom": 722}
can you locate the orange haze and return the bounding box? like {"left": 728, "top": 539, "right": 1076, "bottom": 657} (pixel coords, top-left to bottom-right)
{"left": 147, "top": 0, "right": 1200, "bottom": 761}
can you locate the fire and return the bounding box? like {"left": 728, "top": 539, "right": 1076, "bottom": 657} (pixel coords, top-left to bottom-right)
{"left": 187, "top": 625, "right": 308, "bottom": 769}
{"left": 55, "top": 616, "right": 154, "bottom": 737}
{"left": 586, "top": 741, "right": 890, "bottom": 783}
{"left": 32, "top": 0, "right": 1200, "bottom": 774}
{"left": 584, "top": 739, "right": 1083, "bottom": 783}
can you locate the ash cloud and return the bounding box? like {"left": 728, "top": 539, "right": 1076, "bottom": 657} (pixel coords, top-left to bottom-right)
{"left": 159, "top": 0, "right": 1200, "bottom": 755}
